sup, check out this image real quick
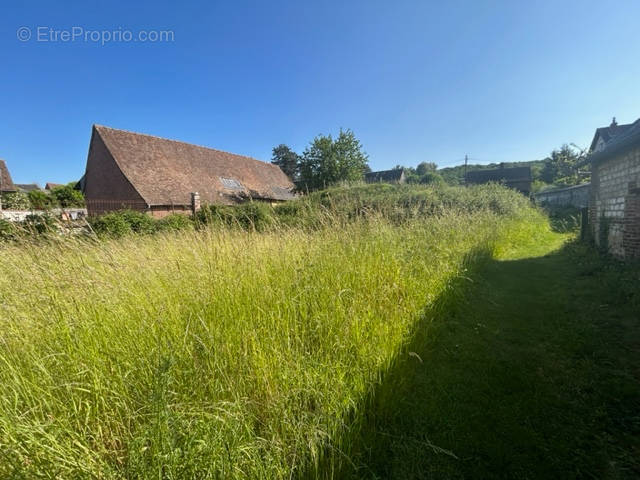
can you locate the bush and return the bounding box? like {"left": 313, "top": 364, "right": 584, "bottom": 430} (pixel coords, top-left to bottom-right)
{"left": 1, "top": 192, "right": 30, "bottom": 210}
{"left": 119, "top": 210, "right": 157, "bottom": 234}
{"left": 50, "top": 184, "right": 85, "bottom": 208}
{"left": 23, "top": 214, "right": 57, "bottom": 235}
{"left": 0, "top": 219, "right": 18, "bottom": 241}
{"left": 28, "top": 190, "right": 55, "bottom": 210}
{"left": 197, "top": 202, "right": 275, "bottom": 231}
{"left": 89, "top": 213, "right": 133, "bottom": 238}
{"left": 156, "top": 213, "right": 194, "bottom": 232}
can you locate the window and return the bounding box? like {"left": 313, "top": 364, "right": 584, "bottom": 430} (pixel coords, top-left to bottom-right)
{"left": 220, "top": 177, "right": 243, "bottom": 190}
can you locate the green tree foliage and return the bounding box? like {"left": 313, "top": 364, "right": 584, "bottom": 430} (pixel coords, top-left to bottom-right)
{"left": 298, "top": 129, "right": 369, "bottom": 190}
{"left": 51, "top": 183, "right": 85, "bottom": 208}
{"left": 540, "top": 144, "right": 588, "bottom": 186}
{"left": 416, "top": 162, "right": 437, "bottom": 176}
{"left": 271, "top": 144, "right": 300, "bottom": 180}
{"left": 394, "top": 164, "right": 442, "bottom": 185}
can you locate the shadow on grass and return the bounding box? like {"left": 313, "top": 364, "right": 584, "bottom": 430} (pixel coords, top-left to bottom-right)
{"left": 302, "top": 242, "right": 640, "bottom": 479}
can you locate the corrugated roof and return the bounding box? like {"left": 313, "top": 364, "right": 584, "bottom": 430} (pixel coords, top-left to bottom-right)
{"left": 92, "top": 125, "right": 295, "bottom": 205}
{"left": 0, "top": 160, "right": 16, "bottom": 192}
{"left": 466, "top": 166, "right": 531, "bottom": 183}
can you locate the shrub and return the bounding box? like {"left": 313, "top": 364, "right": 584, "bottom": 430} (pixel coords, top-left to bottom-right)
{"left": 197, "top": 202, "right": 275, "bottom": 231}
{"left": 232, "top": 202, "right": 274, "bottom": 231}
{"left": 89, "top": 213, "right": 133, "bottom": 238}
{"left": 0, "top": 219, "right": 18, "bottom": 241}
{"left": 23, "top": 214, "right": 56, "bottom": 235}
{"left": 28, "top": 190, "right": 55, "bottom": 210}
{"left": 119, "top": 210, "right": 157, "bottom": 235}
{"left": 50, "top": 183, "right": 85, "bottom": 208}
{"left": 156, "top": 213, "right": 194, "bottom": 232}
{"left": 1, "top": 191, "right": 30, "bottom": 210}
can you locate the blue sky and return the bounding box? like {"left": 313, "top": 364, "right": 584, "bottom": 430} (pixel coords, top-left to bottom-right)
{"left": 1, "top": 0, "right": 640, "bottom": 184}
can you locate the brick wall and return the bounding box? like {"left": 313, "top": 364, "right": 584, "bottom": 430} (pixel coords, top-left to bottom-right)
{"left": 589, "top": 145, "right": 640, "bottom": 258}
{"left": 84, "top": 129, "right": 147, "bottom": 216}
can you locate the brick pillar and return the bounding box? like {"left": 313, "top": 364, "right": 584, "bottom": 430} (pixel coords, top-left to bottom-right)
{"left": 191, "top": 192, "right": 201, "bottom": 215}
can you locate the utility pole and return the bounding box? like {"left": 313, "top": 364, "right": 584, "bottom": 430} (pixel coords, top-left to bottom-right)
{"left": 464, "top": 154, "right": 468, "bottom": 186}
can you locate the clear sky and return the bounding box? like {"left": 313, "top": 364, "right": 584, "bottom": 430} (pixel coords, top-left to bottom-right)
{"left": 2, "top": 0, "right": 640, "bottom": 184}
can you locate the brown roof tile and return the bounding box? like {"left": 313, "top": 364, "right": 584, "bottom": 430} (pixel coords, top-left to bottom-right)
{"left": 93, "top": 125, "right": 295, "bottom": 205}
{"left": 0, "top": 160, "right": 17, "bottom": 192}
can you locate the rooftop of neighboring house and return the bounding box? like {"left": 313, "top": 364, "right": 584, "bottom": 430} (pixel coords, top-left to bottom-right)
{"left": 85, "top": 125, "right": 296, "bottom": 205}
{"left": 364, "top": 169, "right": 405, "bottom": 183}
{"left": 465, "top": 165, "right": 532, "bottom": 184}
{"left": 589, "top": 117, "right": 636, "bottom": 152}
{"left": 587, "top": 117, "right": 640, "bottom": 166}
{"left": 0, "top": 159, "right": 17, "bottom": 192}
{"left": 15, "top": 183, "right": 42, "bottom": 193}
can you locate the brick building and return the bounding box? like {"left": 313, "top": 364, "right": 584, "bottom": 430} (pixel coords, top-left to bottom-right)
{"left": 81, "top": 125, "right": 295, "bottom": 217}
{"left": 587, "top": 118, "right": 640, "bottom": 259}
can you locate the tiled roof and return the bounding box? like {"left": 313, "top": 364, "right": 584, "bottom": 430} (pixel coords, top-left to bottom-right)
{"left": 15, "top": 183, "right": 41, "bottom": 192}
{"left": 0, "top": 160, "right": 16, "bottom": 192}
{"left": 92, "top": 125, "right": 295, "bottom": 205}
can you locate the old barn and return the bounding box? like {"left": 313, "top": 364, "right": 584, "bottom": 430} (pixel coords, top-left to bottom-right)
{"left": 81, "top": 125, "right": 295, "bottom": 217}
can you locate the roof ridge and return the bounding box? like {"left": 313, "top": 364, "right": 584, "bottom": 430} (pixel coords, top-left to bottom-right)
{"left": 93, "top": 124, "right": 277, "bottom": 169}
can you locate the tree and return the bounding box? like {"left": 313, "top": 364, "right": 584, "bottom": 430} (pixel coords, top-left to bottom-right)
{"left": 271, "top": 144, "right": 300, "bottom": 181}
{"left": 416, "top": 162, "right": 437, "bottom": 176}
{"left": 419, "top": 171, "right": 444, "bottom": 185}
{"left": 540, "top": 144, "right": 588, "bottom": 186}
{"left": 51, "top": 183, "right": 85, "bottom": 208}
{"left": 298, "top": 129, "right": 369, "bottom": 190}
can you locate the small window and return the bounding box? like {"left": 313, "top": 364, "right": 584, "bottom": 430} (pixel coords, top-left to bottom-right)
{"left": 220, "top": 177, "right": 243, "bottom": 190}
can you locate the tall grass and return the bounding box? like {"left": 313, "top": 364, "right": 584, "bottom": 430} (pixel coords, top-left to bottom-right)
{"left": 0, "top": 185, "right": 549, "bottom": 478}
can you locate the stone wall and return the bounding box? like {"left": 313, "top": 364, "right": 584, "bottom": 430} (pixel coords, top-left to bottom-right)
{"left": 0, "top": 208, "right": 88, "bottom": 222}
{"left": 589, "top": 145, "right": 640, "bottom": 258}
{"left": 535, "top": 183, "right": 590, "bottom": 208}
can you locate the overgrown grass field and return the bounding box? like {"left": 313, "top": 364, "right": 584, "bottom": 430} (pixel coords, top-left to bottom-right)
{"left": 0, "top": 185, "right": 547, "bottom": 478}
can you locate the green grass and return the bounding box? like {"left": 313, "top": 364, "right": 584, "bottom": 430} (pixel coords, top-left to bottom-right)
{"left": 334, "top": 231, "right": 640, "bottom": 479}
{"left": 0, "top": 183, "right": 542, "bottom": 479}
{"left": 1, "top": 184, "right": 637, "bottom": 479}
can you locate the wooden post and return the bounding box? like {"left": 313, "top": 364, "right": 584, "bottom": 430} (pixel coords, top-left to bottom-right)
{"left": 580, "top": 207, "right": 589, "bottom": 241}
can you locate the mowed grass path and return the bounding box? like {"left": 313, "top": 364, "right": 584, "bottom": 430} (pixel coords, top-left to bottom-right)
{"left": 339, "top": 235, "right": 640, "bottom": 479}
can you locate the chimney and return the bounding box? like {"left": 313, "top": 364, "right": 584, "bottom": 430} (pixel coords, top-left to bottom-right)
{"left": 190, "top": 192, "right": 201, "bottom": 215}
{"left": 610, "top": 117, "right": 618, "bottom": 133}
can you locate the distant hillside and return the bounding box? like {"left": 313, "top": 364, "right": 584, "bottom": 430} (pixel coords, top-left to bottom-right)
{"left": 438, "top": 160, "right": 546, "bottom": 185}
